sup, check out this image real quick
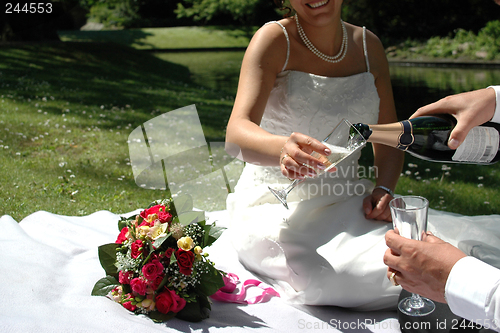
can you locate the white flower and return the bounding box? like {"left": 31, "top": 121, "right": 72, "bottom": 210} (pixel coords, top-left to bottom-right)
{"left": 148, "top": 221, "right": 168, "bottom": 240}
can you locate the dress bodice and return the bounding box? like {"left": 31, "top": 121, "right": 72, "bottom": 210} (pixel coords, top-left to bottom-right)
{"left": 260, "top": 70, "right": 380, "bottom": 140}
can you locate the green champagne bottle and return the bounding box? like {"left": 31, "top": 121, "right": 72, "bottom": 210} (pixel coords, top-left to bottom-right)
{"left": 353, "top": 115, "right": 500, "bottom": 164}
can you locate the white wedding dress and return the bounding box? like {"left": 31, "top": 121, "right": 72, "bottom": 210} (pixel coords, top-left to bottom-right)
{"left": 226, "top": 23, "right": 500, "bottom": 311}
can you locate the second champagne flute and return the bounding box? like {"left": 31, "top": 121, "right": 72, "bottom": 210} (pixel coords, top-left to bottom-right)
{"left": 389, "top": 195, "right": 436, "bottom": 317}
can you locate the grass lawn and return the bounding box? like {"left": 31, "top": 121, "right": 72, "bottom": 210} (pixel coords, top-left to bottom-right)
{"left": 58, "top": 26, "right": 255, "bottom": 50}
{"left": 1, "top": 27, "right": 499, "bottom": 220}
{"left": 0, "top": 41, "right": 241, "bottom": 220}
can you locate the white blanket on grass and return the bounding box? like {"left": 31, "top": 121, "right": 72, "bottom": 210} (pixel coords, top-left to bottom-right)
{"left": 0, "top": 209, "right": 400, "bottom": 333}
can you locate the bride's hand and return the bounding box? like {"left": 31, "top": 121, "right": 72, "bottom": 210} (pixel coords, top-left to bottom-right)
{"left": 363, "top": 189, "right": 393, "bottom": 222}
{"left": 280, "top": 132, "right": 332, "bottom": 180}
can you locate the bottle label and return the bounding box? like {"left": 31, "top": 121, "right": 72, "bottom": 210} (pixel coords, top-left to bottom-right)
{"left": 452, "top": 127, "right": 499, "bottom": 163}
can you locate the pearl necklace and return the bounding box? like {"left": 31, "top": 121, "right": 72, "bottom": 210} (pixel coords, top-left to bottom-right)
{"left": 295, "top": 15, "right": 348, "bottom": 63}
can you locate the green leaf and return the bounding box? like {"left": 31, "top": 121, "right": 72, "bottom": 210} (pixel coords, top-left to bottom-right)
{"left": 117, "top": 216, "right": 129, "bottom": 232}
{"left": 91, "top": 276, "right": 119, "bottom": 296}
{"left": 197, "top": 263, "right": 225, "bottom": 296}
{"left": 98, "top": 243, "right": 119, "bottom": 276}
{"left": 175, "top": 296, "right": 211, "bottom": 322}
{"left": 203, "top": 224, "right": 226, "bottom": 247}
{"left": 172, "top": 194, "right": 193, "bottom": 214}
{"left": 152, "top": 232, "right": 172, "bottom": 249}
{"left": 170, "top": 252, "right": 177, "bottom": 265}
{"left": 178, "top": 211, "right": 205, "bottom": 226}
{"left": 197, "top": 292, "right": 212, "bottom": 312}
{"left": 148, "top": 310, "right": 176, "bottom": 323}
{"left": 209, "top": 225, "right": 225, "bottom": 240}
{"left": 197, "top": 219, "right": 206, "bottom": 228}
{"left": 155, "top": 274, "right": 170, "bottom": 292}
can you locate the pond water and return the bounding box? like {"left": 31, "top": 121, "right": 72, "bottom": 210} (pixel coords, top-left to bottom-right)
{"left": 155, "top": 51, "right": 500, "bottom": 120}
{"left": 390, "top": 65, "right": 500, "bottom": 119}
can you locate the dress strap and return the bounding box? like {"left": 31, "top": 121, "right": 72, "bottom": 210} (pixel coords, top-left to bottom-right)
{"left": 362, "top": 26, "right": 370, "bottom": 72}
{"left": 263, "top": 21, "right": 290, "bottom": 72}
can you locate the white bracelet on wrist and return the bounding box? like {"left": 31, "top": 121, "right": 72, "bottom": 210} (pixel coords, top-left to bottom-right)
{"left": 374, "top": 185, "right": 394, "bottom": 197}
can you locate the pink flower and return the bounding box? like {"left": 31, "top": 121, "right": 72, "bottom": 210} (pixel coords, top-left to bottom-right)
{"left": 122, "top": 293, "right": 137, "bottom": 312}
{"left": 115, "top": 227, "right": 129, "bottom": 244}
{"left": 122, "top": 301, "right": 137, "bottom": 312}
{"left": 155, "top": 288, "right": 186, "bottom": 314}
{"left": 130, "top": 240, "right": 143, "bottom": 259}
{"left": 142, "top": 259, "right": 164, "bottom": 281}
{"left": 118, "top": 271, "right": 133, "bottom": 285}
{"left": 111, "top": 286, "right": 123, "bottom": 303}
{"left": 130, "top": 277, "right": 147, "bottom": 296}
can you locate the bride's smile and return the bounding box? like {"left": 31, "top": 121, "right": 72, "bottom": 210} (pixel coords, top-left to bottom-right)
{"left": 307, "top": 0, "right": 329, "bottom": 9}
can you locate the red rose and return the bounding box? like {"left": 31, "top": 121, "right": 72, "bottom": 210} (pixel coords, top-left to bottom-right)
{"left": 130, "top": 240, "right": 143, "bottom": 259}
{"left": 164, "top": 248, "right": 174, "bottom": 259}
{"left": 148, "top": 274, "right": 164, "bottom": 291}
{"left": 118, "top": 270, "right": 133, "bottom": 285}
{"left": 157, "top": 211, "right": 172, "bottom": 224}
{"left": 115, "top": 227, "right": 129, "bottom": 244}
{"left": 142, "top": 259, "right": 164, "bottom": 281}
{"left": 130, "top": 277, "right": 147, "bottom": 295}
{"left": 175, "top": 249, "right": 194, "bottom": 276}
{"left": 155, "top": 288, "right": 186, "bottom": 314}
{"left": 140, "top": 205, "right": 172, "bottom": 224}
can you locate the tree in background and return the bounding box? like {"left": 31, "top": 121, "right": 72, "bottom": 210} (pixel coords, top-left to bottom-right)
{"left": 175, "top": 0, "right": 277, "bottom": 26}
{"left": 81, "top": 0, "right": 141, "bottom": 28}
{"left": 343, "top": 0, "right": 500, "bottom": 42}
{"left": 1, "top": 0, "right": 86, "bottom": 42}
{"left": 1, "top": 0, "right": 499, "bottom": 43}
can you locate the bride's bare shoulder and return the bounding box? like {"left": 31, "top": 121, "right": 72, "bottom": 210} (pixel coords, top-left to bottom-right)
{"left": 347, "top": 23, "right": 388, "bottom": 73}
{"left": 243, "top": 19, "right": 292, "bottom": 72}
{"left": 250, "top": 18, "right": 292, "bottom": 48}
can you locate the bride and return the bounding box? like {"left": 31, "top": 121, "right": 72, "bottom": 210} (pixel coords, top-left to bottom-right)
{"left": 225, "top": 0, "right": 500, "bottom": 312}
{"left": 225, "top": 0, "right": 404, "bottom": 310}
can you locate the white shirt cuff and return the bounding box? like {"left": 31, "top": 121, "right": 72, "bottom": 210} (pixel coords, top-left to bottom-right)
{"left": 487, "top": 86, "right": 500, "bottom": 124}
{"left": 446, "top": 256, "right": 500, "bottom": 323}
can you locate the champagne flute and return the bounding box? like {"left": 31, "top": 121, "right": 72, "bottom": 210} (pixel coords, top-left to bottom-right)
{"left": 268, "top": 118, "right": 366, "bottom": 209}
{"left": 389, "top": 196, "right": 436, "bottom": 317}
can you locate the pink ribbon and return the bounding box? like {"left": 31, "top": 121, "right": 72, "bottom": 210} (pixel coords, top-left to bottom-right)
{"left": 211, "top": 273, "right": 280, "bottom": 304}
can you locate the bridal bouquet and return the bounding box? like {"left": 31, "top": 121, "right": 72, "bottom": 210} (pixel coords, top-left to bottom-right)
{"left": 92, "top": 195, "right": 226, "bottom": 322}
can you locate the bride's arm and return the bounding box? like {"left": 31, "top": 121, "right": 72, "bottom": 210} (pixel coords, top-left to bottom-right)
{"left": 225, "top": 24, "right": 286, "bottom": 166}
{"left": 362, "top": 29, "right": 404, "bottom": 221}
{"left": 225, "top": 23, "right": 329, "bottom": 178}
